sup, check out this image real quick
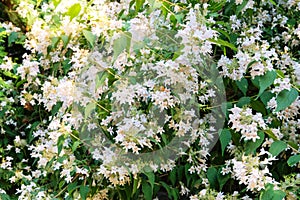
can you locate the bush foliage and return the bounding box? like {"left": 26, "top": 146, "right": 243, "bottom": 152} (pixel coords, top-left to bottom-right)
{"left": 0, "top": 0, "right": 299, "bottom": 199}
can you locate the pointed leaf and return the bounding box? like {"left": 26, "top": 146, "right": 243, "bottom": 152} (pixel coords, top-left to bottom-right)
{"left": 66, "top": 3, "right": 81, "bottom": 20}
{"left": 72, "top": 141, "right": 81, "bottom": 152}
{"left": 0, "top": 193, "right": 11, "bottom": 200}
{"left": 79, "top": 185, "right": 89, "bottom": 200}
{"left": 260, "top": 184, "right": 286, "bottom": 200}
{"left": 217, "top": 171, "right": 230, "bottom": 190}
{"left": 67, "top": 182, "right": 77, "bottom": 193}
{"left": 85, "top": 102, "right": 96, "bottom": 119}
{"left": 269, "top": 141, "right": 287, "bottom": 157}
{"left": 209, "top": 38, "right": 237, "bottom": 51}
{"left": 142, "top": 182, "right": 152, "bottom": 200}
{"left": 254, "top": 70, "right": 277, "bottom": 99}
{"left": 275, "top": 88, "right": 298, "bottom": 112}
{"left": 237, "top": 97, "right": 251, "bottom": 107}
{"left": 53, "top": 0, "right": 61, "bottom": 7}
{"left": 57, "top": 135, "right": 65, "bottom": 155}
{"left": 219, "top": 129, "right": 231, "bottom": 156}
{"left": 83, "top": 30, "right": 96, "bottom": 48}
{"left": 51, "top": 37, "right": 60, "bottom": 48}
{"left": 207, "top": 167, "right": 218, "bottom": 189}
{"left": 287, "top": 154, "right": 300, "bottom": 166}
{"left": 236, "top": 78, "right": 248, "bottom": 96}
{"left": 61, "top": 35, "right": 70, "bottom": 48}
{"left": 144, "top": 171, "right": 155, "bottom": 190}
{"left": 135, "top": 0, "right": 145, "bottom": 12}
{"left": 169, "top": 169, "right": 176, "bottom": 186}
{"left": 113, "top": 32, "right": 132, "bottom": 62}
{"left": 260, "top": 91, "right": 275, "bottom": 106}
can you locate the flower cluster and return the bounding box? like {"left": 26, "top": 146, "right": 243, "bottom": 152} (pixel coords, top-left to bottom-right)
{"left": 223, "top": 153, "right": 278, "bottom": 192}
{"left": 229, "top": 106, "right": 266, "bottom": 142}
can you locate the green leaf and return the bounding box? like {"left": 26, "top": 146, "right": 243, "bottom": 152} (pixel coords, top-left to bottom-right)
{"left": 83, "top": 30, "right": 96, "bottom": 48}
{"left": 8, "top": 32, "right": 18, "bottom": 46}
{"left": 28, "top": 121, "right": 40, "bottom": 143}
{"left": 147, "top": 0, "right": 162, "bottom": 13}
{"left": 144, "top": 171, "right": 155, "bottom": 190}
{"left": 275, "top": 88, "right": 298, "bottom": 112}
{"left": 245, "top": 131, "right": 265, "bottom": 155}
{"left": 72, "top": 141, "right": 81, "bottom": 152}
{"left": 251, "top": 100, "right": 267, "bottom": 115}
{"left": 260, "top": 184, "right": 285, "bottom": 200}
{"left": 175, "top": 13, "right": 184, "bottom": 24}
{"left": 237, "top": 97, "right": 251, "bottom": 107}
{"left": 222, "top": 102, "right": 232, "bottom": 120}
{"left": 61, "top": 35, "right": 70, "bottom": 48}
{"left": 0, "top": 77, "right": 10, "bottom": 88}
{"left": 169, "top": 169, "right": 176, "bottom": 186}
{"left": 79, "top": 185, "right": 89, "bottom": 200}
{"left": 236, "top": 78, "right": 248, "bottom": 96}
{"left": 236, "top": 0, "right": 248, "bottom": 15}
{"left": 0, "top": 193, "right": 11, "bottom": 200}
{"left": 67, "top": 182, "right": 77, "bottom": 194}
{"left": 209, "top": 38, "right": 237, "bottom": 51}
{"left": 219, "top": 129, "right": 231, "bottom": 156}
{"left": 251, "top": 76, "right": 259, "bottom": 88}
{"left": 264, "top": 129, "right": 278, "bottom": 140}
{"left": 207, "top": 167, "right": 218, "bottom": 189}
{"left": 276, "top": 70, "right": 285, "bottom": 78}
{"left": 217, "top": 171, "right": 230, "bottom": 190}
{"left": 260, "top": 91, "right": 275, "bottom": 106}
{"left": 287, "top": 154, "right": 300, "bottom": 166}
{"left": 16, "top": 79, "right": 26, "bottom": 88}
{"left": 142, "top": 182, "right": 152, "bottom": 200}
{"left": 3, "top": 71, "right": 18, "bottom": 79}
{"left": 269, "top": 141, "right": 287, "bottom": 157}
{"left": 160, "top": 181, "right": 173, "bottom": 199}
{"left": 62, "top": 59, "right": 72, "bottom": 74}
{"left": 170, "top": 188, "right": 179, "bottom": 200}
{"left": 51, "top": 102, "right": 62, "bottom": 116}
{"left": 287, "top": 141, "right": 298, "bottom": 150}
{"left": 51, "top": 37, "right": 60, "bottom": 48}
{"left": 254, "top": 70, "right": 277, "bottom": 99}
{"left": 57, "top": 135, "right": 65, "bottom": 155}
{"left": 66, "top": 3, "right": 81, "bottom": 20}
{"left": 131, "top": 178, "right": 139, "bottom": 197}
{"left": 209, "top": 0, "right": 227, "bottom": 12}
{"left": 53, "top": 0, "right": 61, "bottom": 7}
{"left": 113, "top": 32, "right": 132, "bottom": 62}
{"left": 231, "top": 130, "right": 241, "bottom": 146}
{"left": 85, "top": 102, "right": 96, "bottom": 119}
{"left": 287, "top": 18, "right": 296, "bottom": 27}
{"left": 269, "top": 0, "right": 277, "bottom": 6}
{"left": 96, "top": 72, "right": 109, "bottom": 88}
{"left": 135, "top": 0, "right": 145, "bottom": 12}
{"left": 213, "top": 28, "right": 230, "bottom": 41}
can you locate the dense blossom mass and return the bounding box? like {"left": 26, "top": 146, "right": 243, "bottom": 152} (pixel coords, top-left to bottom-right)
{"left": 0, "top": 0, "right": 299, "bottom": 199}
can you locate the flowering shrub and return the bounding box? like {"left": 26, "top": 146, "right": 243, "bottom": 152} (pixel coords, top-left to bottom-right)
{"left": 0, "top": 0, "right": 299, "bottom": 199}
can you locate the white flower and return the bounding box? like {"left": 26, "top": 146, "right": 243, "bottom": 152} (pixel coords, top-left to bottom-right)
{"left": 216, "top": 192, "right": 225, "bottom": 200}
{"left": 229, "top": 106, "right": 266, "bottom": 142}
{"left": 189, "top": 194, "right": 199, "bottom": 200}
{"left": 199, "top": 189, "right": 207, "bottom": 197}
{"left": 271, "top": 78, "right": 292, "bottom": 94}
{"left": 267, "top": 97, "right": 277, "bottom": 111}
{"left": 235, "top": 0, "right": 243, "bottom": 5}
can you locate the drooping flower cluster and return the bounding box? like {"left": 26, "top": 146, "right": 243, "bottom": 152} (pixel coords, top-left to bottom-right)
{"left": 222, "top": 151, "right": 278, "bottom": 192}
{"left": 229, "top": 106, "right": 266, "bottom": 142}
